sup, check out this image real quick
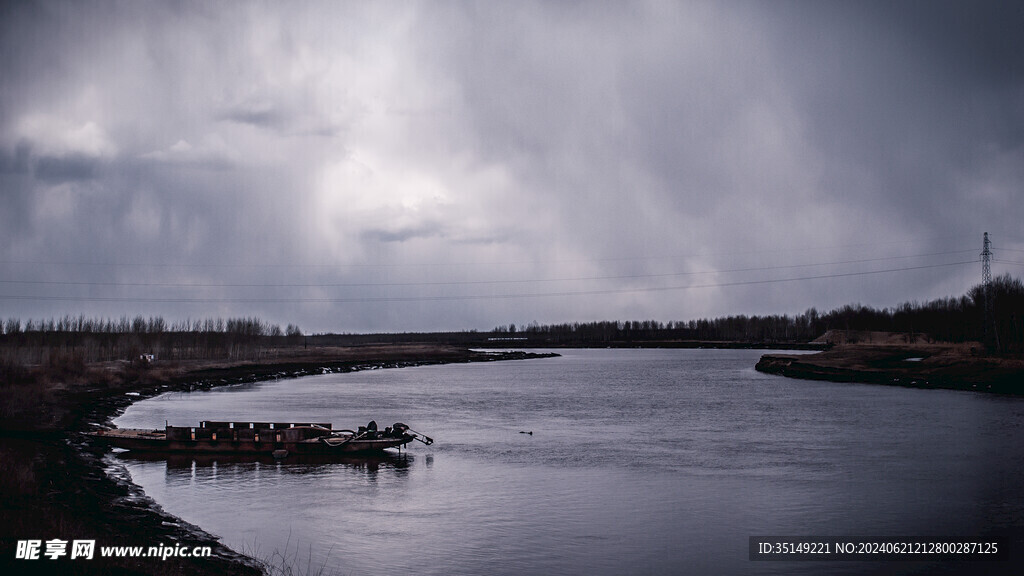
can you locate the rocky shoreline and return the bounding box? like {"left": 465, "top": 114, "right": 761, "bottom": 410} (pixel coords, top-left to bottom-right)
{"left": 1, "top": 345, "right": 557, "bottom": 575}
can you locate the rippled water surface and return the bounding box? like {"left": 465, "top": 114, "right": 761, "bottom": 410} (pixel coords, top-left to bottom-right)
{"left": 114, "top": 349, "right": 1024, "bottom": 575}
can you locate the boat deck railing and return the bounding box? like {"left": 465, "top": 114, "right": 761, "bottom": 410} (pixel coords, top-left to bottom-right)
{"left": 197, "top": 421, "right": 332, "bottom": 430}
{"left": 164, "top": 422, "right": 334, "bottom": 442}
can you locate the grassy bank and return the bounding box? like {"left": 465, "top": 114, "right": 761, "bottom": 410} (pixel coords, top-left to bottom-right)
{"left": 0, "top": 344, "right": 556, "bottom": 575}
{"left": 755, "top": 333, "right": 1024, "bottom": 394}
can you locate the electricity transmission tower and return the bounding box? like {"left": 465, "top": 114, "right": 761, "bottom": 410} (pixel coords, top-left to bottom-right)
{"left": 981, "top": 232, "right": 996, "bottom": 349}
{"left": 982, "top": 232, "right": 992, "bottom": 287}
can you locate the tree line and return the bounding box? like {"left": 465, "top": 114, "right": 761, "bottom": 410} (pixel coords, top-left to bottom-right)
{"left": 0, "top": 315, "right": 303, "bottom": 365}
{"left": 491, "top": 275, "right": 1024, "bottom": 353}
{"left": 4, "top": 274, "right": 1024, "bottom": 366}
{"left": 1, "top": 315, "right": 302, "bottom": 338}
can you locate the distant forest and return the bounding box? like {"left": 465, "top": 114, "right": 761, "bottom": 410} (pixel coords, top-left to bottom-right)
{"left": 0, "top": 316, "right": 304, "bottom": 365}
{"left": 488, "top": 275, "right": 1024, "bottom": 352}
{"left": 3, "top": 275, "right": 1024, "bottom": 366}
{"left": 346, "top": 274, "right": 1024, "bottom": 353}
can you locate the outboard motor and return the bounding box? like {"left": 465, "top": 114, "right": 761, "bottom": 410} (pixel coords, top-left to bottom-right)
{"left": 391, "top": 422, "right": 432, "bottom": 445}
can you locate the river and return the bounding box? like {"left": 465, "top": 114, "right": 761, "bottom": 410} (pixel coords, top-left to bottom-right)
{"left": 112, "top": 349, "right": 1024, "bottom": 575}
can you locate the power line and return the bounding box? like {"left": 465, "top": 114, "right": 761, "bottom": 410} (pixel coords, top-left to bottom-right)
{"left": 0, "top": 260, "right": 976, "bottom": 305}
{"left": 0, "top": 236, "right": 978, "bottom": 270}
{"left": 0, "top": 250, "right": 978, "bottom": 290}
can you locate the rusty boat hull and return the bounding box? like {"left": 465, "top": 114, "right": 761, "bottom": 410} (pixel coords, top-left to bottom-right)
{"left": 88, "top": 421, "right": 422, "bottom": 455}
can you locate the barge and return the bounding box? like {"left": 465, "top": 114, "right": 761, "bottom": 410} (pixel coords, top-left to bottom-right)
{"left": 89, "top": 420, "right": 432, "bottom": 456}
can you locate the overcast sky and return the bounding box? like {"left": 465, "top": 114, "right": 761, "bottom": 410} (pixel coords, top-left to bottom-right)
{"left": 1, "top": 0, "right": 1022, "bottom": 333}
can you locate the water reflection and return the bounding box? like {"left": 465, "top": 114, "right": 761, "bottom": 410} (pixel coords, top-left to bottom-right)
{"left": 116, "top": 451, "right": 413, "bottom": 484}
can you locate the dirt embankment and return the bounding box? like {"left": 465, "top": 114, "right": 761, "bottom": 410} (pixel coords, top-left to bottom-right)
{"left": 0, "top": 344, "right": 556, "bottom": 575}
{"left": 756, "top": 332, "right": 1024, "bottom": 394}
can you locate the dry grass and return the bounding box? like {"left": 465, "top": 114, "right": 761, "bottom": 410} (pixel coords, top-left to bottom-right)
{"left": 243, "top": 534, "right": 342, "bottom": 576}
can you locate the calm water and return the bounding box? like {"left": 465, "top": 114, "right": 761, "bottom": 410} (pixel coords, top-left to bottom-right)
{"left": 113, "top": 349, "right": 1024, "bottom": 575}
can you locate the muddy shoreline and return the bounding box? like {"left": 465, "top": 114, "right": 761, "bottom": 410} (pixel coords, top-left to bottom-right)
{"left": 1, "top": 345, "right": 557, "bottom": 574}
{"left": 756, "top": 344, "right": 1024, "bottom": 395}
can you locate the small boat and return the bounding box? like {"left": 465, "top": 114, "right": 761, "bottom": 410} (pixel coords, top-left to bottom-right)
{"left": 88, "top": 420, "right": 432, "bottom": 455}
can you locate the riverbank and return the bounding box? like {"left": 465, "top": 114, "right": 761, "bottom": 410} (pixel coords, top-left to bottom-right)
{"left": 489, "top": 340, "right": 829, "bottom": 350}
{"left": 756, "top": 340, "right": 1024, "bottom": 395}
{"left": 0, "top": 344, "right": 557, "bottom": 574}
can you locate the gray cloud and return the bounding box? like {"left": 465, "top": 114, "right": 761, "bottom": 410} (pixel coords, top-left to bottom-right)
{"left": 0, "top": 0, "right": 1021, "bottom": 332}
{"left": 34, "top": 154, "right": 99, "bottom": 183}
{"left": 361, "top": 223, "right": 446, "bottom": 244}
{"left": 0, "top": 142, "right": 31, "bottom": 174}
{"left": 221, "top": 104, "right": 289, "bottom": 130}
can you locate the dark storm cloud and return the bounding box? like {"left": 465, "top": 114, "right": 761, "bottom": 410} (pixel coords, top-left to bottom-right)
{"left": 0, "top": 0, "right": 1021, "bottom": 332}
{"left": 34, "top": 154, "right": 99, "bottom": 183}
{"left": 0, "top": 144, "right": 34, "bottom": 240}
{"left": 758, "top": 0, "right": 1024, "bottom": 233}
{"left": 0, "top": 142, "right": 31, "bottom": 174}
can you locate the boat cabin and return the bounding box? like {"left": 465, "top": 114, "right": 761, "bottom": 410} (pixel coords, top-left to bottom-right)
{"left": 164, "top": 421, "right": 335, "bottom": 443}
